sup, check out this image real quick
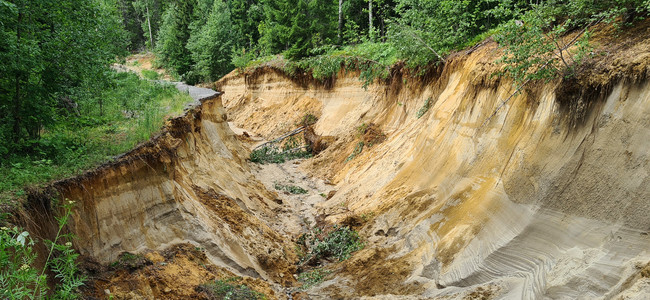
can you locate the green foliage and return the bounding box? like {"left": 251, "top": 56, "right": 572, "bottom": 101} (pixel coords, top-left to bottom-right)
{"left": 230, "top": 0, "right": 263, "bottom": 47}
{"left": 249, "top": 145, "right": 312, "bottom": 164}
{"left": 116, "top": 0, "right": 146, "bottom": 51}
{"left": 274, "top": 183, "right": 308, "bottom": 195}
{"left": 296, "top": 113, "right": 319, "bottom": 127}
{"left": 232, "top": 0, "right": 649, "bottom": 88}
{"left": 186, "top": 0, "right": 241, "bottom": 82}
{"left": 131, "top": 0, "right": 168, "bottom": 50}
{"left": 0, "top": 200, "right": 85, "bottom": 299}
{"left": 416, "top": 97, "right": 432, "bottom": 119}
{"left": 495, "top": 0, "right": 649, "bottom": 85}
{"left": 141, "top": 69, "right": 161, "bottom": 80}
{"left": 0, "top": 227, "right": 45, "bottom": 299}
{"left": 197, "top": 277, "right": 266, "bottom": 300}
{"left": 250, "top": 136, "right": 312, "bottom": 164}
{"left": 345, "top": 142, "right": 364, "bottom": 162}
{"left": 110, "top": 252, "right": 146, "bottom": 270}
{"left": 390, "top": 0, "right": 522, "bottom": 68}
{"left": 246, "top": 42, "right": 397, "bottom": 88}
{"left": 121, "top": 0, "right": 650, "bottom": 88}
{"left": 298, "top": 268, "right": 331, "bottom": 290}
{"left": 231, "top": 49, "right": 267, "bottom": 70}
{"left": 0, "top": 0, "right": 128, "bottom": 153}
{"left": 259, "top": 0, "right": 338, "bottom": 60}
{"left": 155, "top": 2, "right": 193, "bottom": 78}
{"left": 297, "top": 225, "right": 364, "bottom": 265}
{"left": 0, "top": 72, "right": 193, "bottom": 198}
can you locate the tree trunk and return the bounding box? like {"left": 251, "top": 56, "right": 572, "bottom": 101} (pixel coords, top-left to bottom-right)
{"left": 380, "top": 14, "right": 385, "bottom": 39}
{"left": 338, "top": 0, "right": 343, "bottom": 43}
{"left": 146, "top": 2, "right": 153, "bottom": 49}
{"left": 13, "top": 10, "right": 23, "bottom": 142}
{"left": 368, "top": 0, "right": 373, "bottom": 40}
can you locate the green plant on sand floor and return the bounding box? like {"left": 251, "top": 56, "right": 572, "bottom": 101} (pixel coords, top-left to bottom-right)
{"left": 298, "top": 268, "right": 331, "bottom": 290}
{"left": 274, "top": 183, "right": 308, "bottom": 195}
{"left": 249, "top": 146, "right": 312, "bottom": 164}
{"left": 297, "top": 225, "right": 363, "bottom": 265}
{"left": 196, "top": 277, "right": 266, "bottom": 300}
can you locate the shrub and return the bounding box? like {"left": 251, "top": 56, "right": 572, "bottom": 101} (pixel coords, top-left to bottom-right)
{"left": 196, "top": 277, "right": 266, "bottom": 300}
{"left": 110, "top": 252, "right": 146, "bottom": 270}
{"left": 296, "top": 113, "right": 318, "bottom": 127}
{"left": 249, "top": 146, "right": 312, "bottom": 164}
{"left": 297, "top": 268, "right": 331, "bottom": 290}
{"left": 297, "top": 225, "right": 363, "bottom": 265}
{"left": 0, "top": 200, "right": 85, "bottom": 299}
{"left": 274, "top": 183, "right": 308, "bottom": 195}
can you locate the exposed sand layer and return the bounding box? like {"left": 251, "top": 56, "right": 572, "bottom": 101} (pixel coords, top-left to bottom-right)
{"left": 18, "top": 20, "right": 650, "bottom": 299}
{"left": 215, "top": 20, "right": 650, "bottom": 299}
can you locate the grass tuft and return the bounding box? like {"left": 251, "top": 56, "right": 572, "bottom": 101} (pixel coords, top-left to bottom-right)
{"left": 141, "top": 69, "right": 161, "bottom": 80}
{"left": 274, "top": 183, "right": 308, "bottom": 194}
{"left": 298, "top": 268, "right": 331, "bottom": 290}
{"left": 0, "top": 72, "right": 194, "bottom": 206}
{"left": 197, "top": 277, "right": 266, "bottom": 300}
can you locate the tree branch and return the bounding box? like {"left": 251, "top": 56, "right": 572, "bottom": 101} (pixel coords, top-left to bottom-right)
{"left": 398, "top": 24, "right": 445, "bottom": 63}
{"left": 480, "top": 17, "right": 604, "bottom": 129}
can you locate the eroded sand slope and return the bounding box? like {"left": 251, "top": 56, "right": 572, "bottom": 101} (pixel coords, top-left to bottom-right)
{"left": 30, "top": 94, "right": 299, "bottom": 299}
{"left": 216, "top": 21, "right": 650, "bottom": 299}
{"left": 20, "top": 21, "right": 650, "bottom": 300}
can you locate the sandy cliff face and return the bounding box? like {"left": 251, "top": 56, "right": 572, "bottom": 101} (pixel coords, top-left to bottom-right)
{"left": 30, "top": 95, "right": 297, "bottom": 296}
{"left": 216, "top": 21, "right": 650, "bottom": 299}
{"left": 17, "top": 21, "right": 649, "bottom": 300}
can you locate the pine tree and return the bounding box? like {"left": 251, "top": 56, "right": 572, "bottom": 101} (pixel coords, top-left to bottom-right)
{"left": 187, "top": 0, "right": 241, "bottom": 81}
{"left": 230, "top": 0, "right": 263, "bottom": 49}
{"left": 155, "top": 0, "right": 195, "bottom": 77}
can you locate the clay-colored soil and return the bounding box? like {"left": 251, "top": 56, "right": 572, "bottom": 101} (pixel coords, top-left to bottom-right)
{"left": 83, "top": 244, "right": 279, "bottom": 299}
{"left": 17, "top": 19, "right": 650, "bottom": 300}
{"left": 123, "top": 53, "right": 174, "bottom": 81}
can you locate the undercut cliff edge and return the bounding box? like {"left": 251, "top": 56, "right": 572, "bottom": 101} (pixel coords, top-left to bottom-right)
{"left": 17, "top": 20, "right": 650, "bottom": 299}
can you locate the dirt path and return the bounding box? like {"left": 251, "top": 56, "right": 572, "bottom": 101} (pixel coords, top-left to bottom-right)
{"left": 113, "top": 61, "right": 219, "bottom": 105}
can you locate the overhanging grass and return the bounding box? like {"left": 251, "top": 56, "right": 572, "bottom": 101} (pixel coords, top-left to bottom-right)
{"left": 0, "top": 72, "right": 194, "bottom": 205}
{"left": 234, "top": 28, "right": 501, "bottom": 87}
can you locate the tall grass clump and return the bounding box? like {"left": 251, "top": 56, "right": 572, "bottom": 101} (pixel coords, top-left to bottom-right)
{"left": 196, "top": 277, "right": 266, "bottom": 300}
{"left": 0, "top": 71, "right": 194, "bottom": 204}
{"left": 0, "top": 200, "right": 85, "bottom": 299}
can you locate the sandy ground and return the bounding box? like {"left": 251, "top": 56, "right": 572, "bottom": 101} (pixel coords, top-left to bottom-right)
{"left": 228, "top": 122, "right": 334, "bottom": 237}
{"left": 254, "top": 160, "right": 334, "bottom": 236}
